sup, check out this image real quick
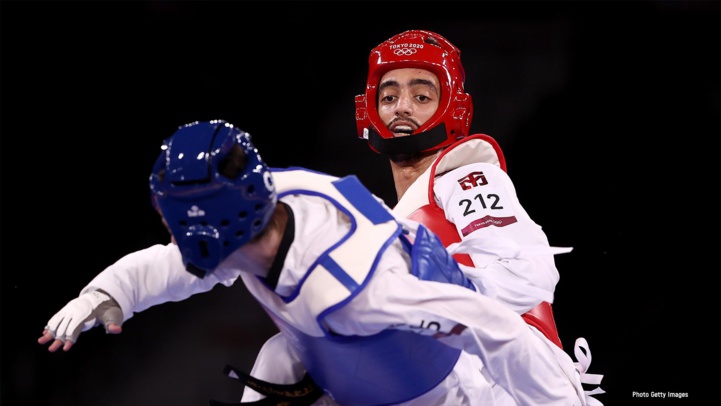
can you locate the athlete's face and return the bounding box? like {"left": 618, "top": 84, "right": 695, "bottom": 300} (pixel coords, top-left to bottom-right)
{"left": 377, "top": 68, "right": 440, "bottom": 138}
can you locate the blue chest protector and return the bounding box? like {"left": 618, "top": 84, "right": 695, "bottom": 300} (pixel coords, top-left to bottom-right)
{"left": 254, "top": 169, "right": 476, "bottom": 406}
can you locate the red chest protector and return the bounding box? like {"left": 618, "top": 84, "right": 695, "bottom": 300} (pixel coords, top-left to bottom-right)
{"left": 405, "top": 134, "right": 564, "bottom": 349}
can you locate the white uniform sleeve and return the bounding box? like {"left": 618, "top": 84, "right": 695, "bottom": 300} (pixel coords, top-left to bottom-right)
{"left": 80, "top": 243, "right": 240, "bottom": 321}
{"left": 434, "top": 162, "right": 564, "bottom": 314}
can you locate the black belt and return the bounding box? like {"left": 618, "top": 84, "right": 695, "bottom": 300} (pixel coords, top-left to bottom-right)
{"left": 209, "top": 364, "right": 324, "bottom": 406}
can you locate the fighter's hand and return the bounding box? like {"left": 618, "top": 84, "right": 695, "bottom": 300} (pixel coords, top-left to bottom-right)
{"left": 38, "top": 290, "right": 124, "bottom": 352}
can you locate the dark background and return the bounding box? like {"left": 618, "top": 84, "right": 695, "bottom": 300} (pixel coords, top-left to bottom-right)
{"left": 2, "top": 1, "right": 718, "bottom": 405}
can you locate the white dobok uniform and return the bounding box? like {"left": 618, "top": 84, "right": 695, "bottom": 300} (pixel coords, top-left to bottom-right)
{"left": 80, "top": 167, "right": 601, "bottom": 406}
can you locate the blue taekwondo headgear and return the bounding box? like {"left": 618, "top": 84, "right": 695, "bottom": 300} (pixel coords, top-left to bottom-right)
{"left": 149, "top": 120, "right": 277, "bottom": 278}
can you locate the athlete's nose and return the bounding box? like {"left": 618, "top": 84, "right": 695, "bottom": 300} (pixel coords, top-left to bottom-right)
{"left": 395, "top": 92, "right": 413, "bottom": 117}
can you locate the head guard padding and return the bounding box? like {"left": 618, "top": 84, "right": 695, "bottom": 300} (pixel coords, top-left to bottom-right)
{"left": 355, "top": 30, "right": 473, "bottom": 155}
{"left": 149, "top": 120, "right": 277, "bottom": 278}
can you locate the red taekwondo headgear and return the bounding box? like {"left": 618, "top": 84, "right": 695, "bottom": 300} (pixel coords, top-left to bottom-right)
{"left": 355, "top": 30, "right": 473, "bottom": 156}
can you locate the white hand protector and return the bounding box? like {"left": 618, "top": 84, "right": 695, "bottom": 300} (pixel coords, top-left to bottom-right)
{"left": 44, "top": 290, "right": 123, "bottom": 343}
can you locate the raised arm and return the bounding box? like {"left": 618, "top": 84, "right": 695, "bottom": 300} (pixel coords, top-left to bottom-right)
{"left": 38, "top": 243, "right": 239, "bottom": 351}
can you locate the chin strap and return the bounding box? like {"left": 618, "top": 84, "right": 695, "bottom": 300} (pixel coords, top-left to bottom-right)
{"left": 367, "top": 124, "right": 449, "bottom": 155}
{"left": 209, "top": 364, "right": 324, "bottom": 406}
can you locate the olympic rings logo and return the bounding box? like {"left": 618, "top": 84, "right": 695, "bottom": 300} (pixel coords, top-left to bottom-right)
{"left": 393, "top": 48, "right": 417, "bottom": 56}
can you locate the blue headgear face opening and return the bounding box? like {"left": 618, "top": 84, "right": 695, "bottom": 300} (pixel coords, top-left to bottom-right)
{"left": 149, "top": 120, "right": 277, "bottom": 278}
